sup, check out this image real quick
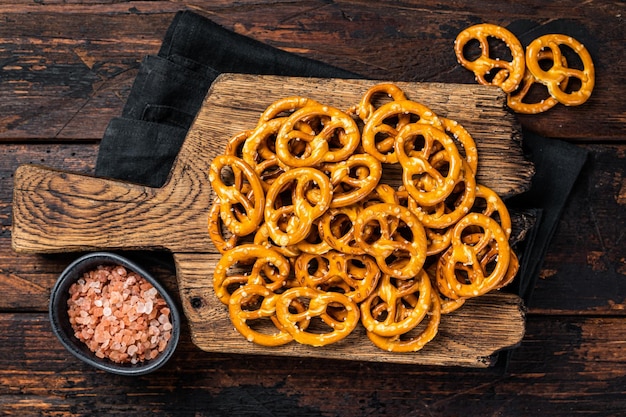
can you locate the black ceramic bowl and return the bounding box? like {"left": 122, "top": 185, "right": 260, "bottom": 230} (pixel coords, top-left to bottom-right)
{"left": 49, "top": 252, "right": 181, "bottom": 375}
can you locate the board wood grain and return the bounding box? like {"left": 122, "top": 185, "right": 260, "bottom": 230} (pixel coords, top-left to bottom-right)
{"left": 11, "top": 74, "right": 532, "bottom": 366}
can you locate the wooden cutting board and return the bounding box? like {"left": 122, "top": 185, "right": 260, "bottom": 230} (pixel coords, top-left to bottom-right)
{"left": 12, "top": 74, "right": 534, "bottom": 367}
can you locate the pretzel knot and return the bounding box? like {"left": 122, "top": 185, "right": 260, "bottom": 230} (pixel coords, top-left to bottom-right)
{"left": 354, "top": 203, "right": 427, "bottom": 279}
{"left": 525, "top": 34, "right": 595, "bottom": 106}
{"left": 320, "top": 153, "right": 382, "bottom": 208}
{"left": 213, "top": 244, "right": 291, "bottom": 305}
{"left": 407, "top": 159, "right": 477, "bottom": 229}
{"left": 208, "top": 155, "right": 265, "bottom": 236}
{"left": 395, "top": 123, "right": 464, "bottom": 206}
{"left": 366, "top": 289, "right": 441, "bottom": 352}
{"left": 507, "top": 49, "right": 570, "bottom": 114}
{"left": 228, "top": 284, "right": 294, "bottom": 346}
{"left": 294, "top": 251, "right": 381, "bottom": 303}
{"left": 275, "top": 103, "right": 360, "bottom": 167}
{"left": 350, "top": 82, "right": 408, "bottom": 123}
{"left": 264, "top": 167, "right": 333, "bottom": 247}
{"left": 361, "top": 100, "right": 443, "bottom": 163}
{"left": 275, "top": 287, "right": 360, "bottom": 347}
{"left": 360, "top": 270, "right": 432, "bottom": 337}
{"left": 454, "top": 23, "right": 526, "bottom": 93}
{"left": 436, "top": 213, "right": 511, "bottom": 299}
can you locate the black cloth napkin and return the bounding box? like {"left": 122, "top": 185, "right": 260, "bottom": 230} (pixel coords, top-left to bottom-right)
{"left": 95, "top": 10, "right": 587, "bottom": 307}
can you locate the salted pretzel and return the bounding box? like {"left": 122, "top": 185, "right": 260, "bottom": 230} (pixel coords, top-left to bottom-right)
{"left": 408, "top": 159, "right": 477, "bottom": 229}
{"left": 360, "top": 270, "right": 432, "bottom": 337}
{"left": 317, "top": 204, "right": 363, "bottom": 255}
{"left": 275, "top": 103, "right": 360, "bottom": 167}
{"left": 209, "top": 155, "right": 266, "bottom": 237}
{"left": 525, "top": 34, "right": 595, "bottom": 107}
{"left": 353, "top": 203, "right": 427, "bottom": 279}
{"left": 507, "top": 49, "right": 570, "bottom": 114}
{"left": 474, "top": 184, "right": 512, "bottom": 238}
{"left": 258, "top": 96, "right": 322, "bottom": 124}
{"left": 207, "top": 201, "right": 239, "bottom": 254}
{"left": 275, "top": 286, "right": 360, "bottom": 347}
{"left": 213, "top": 244, "right": 291, "bottom": 305}
{"left": 350, "top": 82, "right": 409, "bottom": 123}
{"left": 294, "top": 251, "right": 381, "bottom": 303}
{"left": 454, "top": 23, "right": 526, "bottom": 93}
{"left": 264, "top": 167, "right": 332, "bottom": 247}
{"left": 361, "top": 100, "right": 443, "bottom": 163}
{"left": 319, "top": 153, "right": 382, "bottom": 207}
{"left": 440, "top": 118, "right": 478, "bottom": 174}
{"left": 367, "top": 290, "right": 441, "bottom": 352}
{"left": 395, "top": 123, "right": 464, "bottom": 206}
{"left": 436, "top": 213, "right": 511, "bottom": 299}
{"left": 228, "top": 284, "right": 294, "bottom": 346}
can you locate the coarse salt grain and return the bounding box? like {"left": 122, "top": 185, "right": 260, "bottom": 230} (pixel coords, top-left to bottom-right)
{"left": 67, "top": 264, "right": 173, "bottom": 364}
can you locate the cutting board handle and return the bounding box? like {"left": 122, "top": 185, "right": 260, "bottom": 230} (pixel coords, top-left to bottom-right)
{"left": 11, "top": 164, "right": 211, "bottom": 253}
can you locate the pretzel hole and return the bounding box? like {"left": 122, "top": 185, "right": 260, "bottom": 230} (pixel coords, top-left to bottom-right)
{"left": 258, "top": 164, "right": 283, "bottom": 184}
{"left": 452, "top": 265, "right": 473, "bottom": 285}
{"left": 218, "top": 165, "right": 236, "bottom": 187}
{"left": 510, "top": 78, "right": 553, "bottom": 104}
{"left": 329, "top": 213, "right": 354, "bottom": 238}
{"left": 305, "top": 257, "right": 329, "bottom": 276}
{"left": 369, "top": 91, "right": 400, "bottom": 109}
{"left": 286, "top": 138, "right": 312, "bottom": 159}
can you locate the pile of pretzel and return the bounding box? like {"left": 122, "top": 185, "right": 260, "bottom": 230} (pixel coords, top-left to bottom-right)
{"left": 208, "top": 83, "right": 518, "bottom": 352}
{"left": 454, "top": 23, "right": 595, "bottom": 114}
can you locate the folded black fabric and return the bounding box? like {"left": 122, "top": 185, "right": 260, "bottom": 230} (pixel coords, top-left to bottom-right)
{"left": 95, "top": 10, "right": 358, "bottom": 188}
{"left": 509, "top": 131, "right": 588, "bottom": 304}
{"left": 94, "top": 10, "right": 587, "bottom": 308}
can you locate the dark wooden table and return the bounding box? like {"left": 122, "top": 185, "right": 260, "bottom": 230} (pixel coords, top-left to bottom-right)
{"left": 1, "top": 2, "right": 625, "bottom": 416}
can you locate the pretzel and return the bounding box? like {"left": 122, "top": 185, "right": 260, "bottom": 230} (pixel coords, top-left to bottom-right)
{"left": 317, "top": 205, "right": 363, "bottom": 255}
{"left": 408, "top": 159, "right": 477, "bottom": 229}
{"left": 360, "top": 270, "right": 432, "bottom": 337}
{"left": 275, "top": 287, "right": 360, "bottom": 346}
{"left": 436, "top": 213, "right": 511, "bottom": 299}
{"left": 353, "top": 203, "right": 427, "bottom": 279}
{"left": 294, "top": 251, "right": 381, "bottom": 303}
{"left": 320, "top": 153, "right": 382, "bottom": 208}
{"left": 228, "top": 284, "right": 294, "bottom": 346}
{"left": 258, "top": 96, "right": 321, "bottom": 124}
{"left": 525, "top": 34, "right": 595, "bottom": 106}
{"left": 213, "top": 244, "right": 291, "bottom": 305}
{"left": 275, "top": 103, "right": 360, "bottom": 167}
{"left": 474, "top": 184, "right": 512, "bottom": 238}
{"left": 454, "top": 23, "right": 526, "bottom": 93}
{"left": 207, "top": 201, "right": 238, "bottom": 254}
{"left": 395, "top": 123, "right": 464, "bottom": 206}
{"left": 209, "top": 155, "right": 265, "bottom": 236}
{"left": 361, "top": 100, "right": 443, "bottom": 163}
{"left": 366, "top": 290, "right": 441, "bottom": 352}
{"left": 241, "top": 117, "right": 285, "bottom": 166}
{"left": 507, "top": 49, "right": 569, "bottom": 114}
{"left": 440, "top": 118, "right": 478, "bottom": 174}
{"left": 264, "top": 167, "right": 333, "bottom": 247}
{"left": 350, "top": 82, "right": 409, "bottom": 123}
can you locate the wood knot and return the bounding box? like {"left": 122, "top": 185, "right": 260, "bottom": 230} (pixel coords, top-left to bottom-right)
{"left": 189, "top": 296, "right": 205, "bottom": 309}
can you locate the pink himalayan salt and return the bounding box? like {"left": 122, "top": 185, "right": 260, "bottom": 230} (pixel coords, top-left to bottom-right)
{"left": 67, "top": 264, "right": 173, "bottom": 365}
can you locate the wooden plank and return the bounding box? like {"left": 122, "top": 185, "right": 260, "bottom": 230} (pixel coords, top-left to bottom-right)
{"left": 0, "top": 1, "right": 624, "bottom": 141}
{"left": 0, "top": 313, "right": 625, "bottom": 415}
{"left": 10, "top": 75, "right": 529, "bottom": 366}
